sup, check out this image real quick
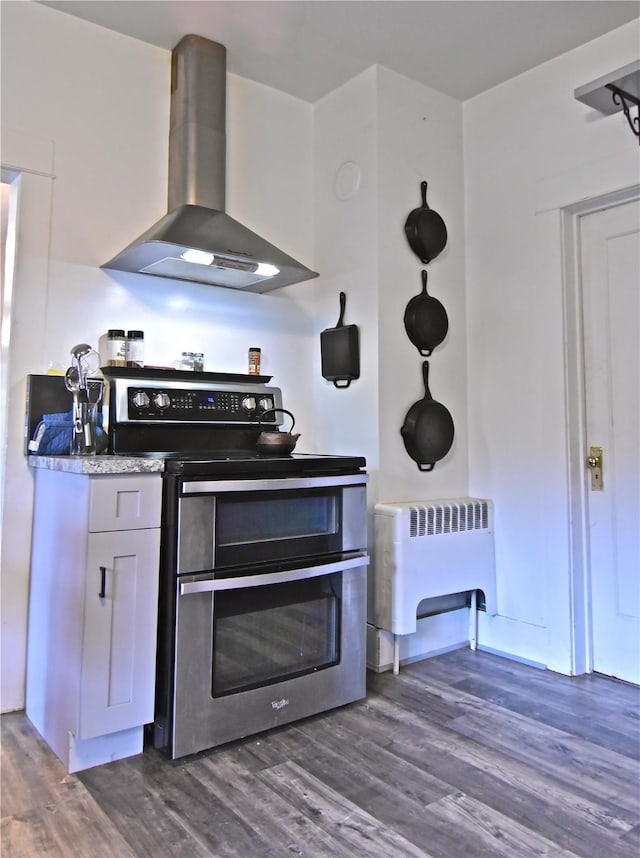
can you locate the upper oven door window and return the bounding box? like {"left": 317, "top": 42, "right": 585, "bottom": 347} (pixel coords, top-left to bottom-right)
{"left": 216, "top": 487, "right": 341, "bottom": 567}
{"left": 178, "top": 481, "right": 366, "bottom": 574}
{"left": 219, "top": 487, "right": 337, "bottom": 542}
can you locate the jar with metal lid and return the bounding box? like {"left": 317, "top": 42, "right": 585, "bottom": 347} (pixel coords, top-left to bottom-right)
{"left": 126, "top": 330, "right": 144, "bottom": 368}
{"left": 248, "top": 347, "right": 261, "bottom": 375}
{"left": 106, "top": 329, "right": 126, "bottom": 366}
{"left": 181, "top": 351, "right": 204, "bottom": 372}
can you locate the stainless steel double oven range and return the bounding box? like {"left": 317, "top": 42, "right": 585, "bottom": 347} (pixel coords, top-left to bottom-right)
{"left": 103, "top": 368, "right": 368, "bottom": 760}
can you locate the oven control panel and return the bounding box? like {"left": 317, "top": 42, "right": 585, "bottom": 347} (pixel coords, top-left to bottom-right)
{"left": 111, "top": 378, "right": 283, "bottom": 424}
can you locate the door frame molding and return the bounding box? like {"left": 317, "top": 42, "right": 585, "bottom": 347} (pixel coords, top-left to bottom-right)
{"left": 0, "top": 128, "right": 54, "bottom": 712}
{"left": 561, "top": 183, "right": 640, "bottom": 675}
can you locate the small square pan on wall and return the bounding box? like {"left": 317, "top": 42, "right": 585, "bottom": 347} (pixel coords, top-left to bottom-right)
{"left": 321, "top": 292, "right": 360, "bottom": 388}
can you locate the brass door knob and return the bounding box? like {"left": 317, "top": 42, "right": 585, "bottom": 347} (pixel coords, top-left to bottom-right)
{"left": 586, "top": 446, "right": 603, "bottom": 491}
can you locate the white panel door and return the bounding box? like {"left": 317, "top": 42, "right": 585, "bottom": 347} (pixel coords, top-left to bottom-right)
{"left": 79, "top": 528, "right": 161, "bottom": 739}
{"left": 580, "top": 200, "right": 640, "bottom": 684}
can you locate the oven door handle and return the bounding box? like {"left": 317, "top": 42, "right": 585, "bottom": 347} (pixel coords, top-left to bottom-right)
{"left": 178, "top": 553, "right": 369, "bottom": 595}
{"left": 181, "top": 474, "right": 368, "bottom": 494}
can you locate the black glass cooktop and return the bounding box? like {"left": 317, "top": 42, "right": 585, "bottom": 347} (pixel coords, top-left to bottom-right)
{"left": 117, "top": 450, "right": 366, "bottom": 478}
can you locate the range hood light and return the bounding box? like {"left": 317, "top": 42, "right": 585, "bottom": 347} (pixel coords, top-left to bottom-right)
{"left": 181, "top": 249, "right": 215, "bottom": 265}
{"left": 178, "top": 249, "right": 278, "bottom": 277}
{"left": 206, "top": 254, "right": 277, "bottom": 276}
{"left": 255, "top": 263, "right": 280, "bottom": 278}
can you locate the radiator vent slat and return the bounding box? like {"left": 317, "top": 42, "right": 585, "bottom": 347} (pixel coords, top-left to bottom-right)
{"left": 408, "top": 500, "right": 490, "bottom": 537}
{"left": 410, "top": 508, "right": 417, "bottom": 537}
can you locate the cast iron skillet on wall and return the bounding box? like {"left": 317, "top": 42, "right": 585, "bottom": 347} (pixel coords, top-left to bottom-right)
{"left": 404, "top": 181, "right": 447, "bottom": 264}
{"left": 404, "top": 269, "right": 448, "bottom": 356}
{"left": 401, "top": 361, "right": 454, "bottom": 471}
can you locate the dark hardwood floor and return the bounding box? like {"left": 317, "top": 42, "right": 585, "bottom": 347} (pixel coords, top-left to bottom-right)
{"left": 2, "top": 648, "right": 639, "bottom": 857}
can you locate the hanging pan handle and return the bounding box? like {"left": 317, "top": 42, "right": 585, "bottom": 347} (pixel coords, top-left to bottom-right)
{"left": 420, "top": 180, "right": 429, "bottom": 208}
{"left": 336, "top": 291, "right": 347, "bottom": 327}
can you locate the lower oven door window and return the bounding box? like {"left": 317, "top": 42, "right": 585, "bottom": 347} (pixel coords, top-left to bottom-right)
{"left": 212, "top": 573, "right": 340, "bottom": 697}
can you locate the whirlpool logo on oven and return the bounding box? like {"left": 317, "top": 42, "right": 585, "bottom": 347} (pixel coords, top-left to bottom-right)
{"left": 271, "top": 697, "right": 289, "bottom": 711}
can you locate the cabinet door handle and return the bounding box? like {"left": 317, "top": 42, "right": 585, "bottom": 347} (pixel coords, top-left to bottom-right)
{"left": 98, "top": 566, "right": 107, "bottom": 599}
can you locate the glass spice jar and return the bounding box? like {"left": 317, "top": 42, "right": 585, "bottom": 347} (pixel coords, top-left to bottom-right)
{"left": 248, "top": 347, "right": 261, "bottom": 375}
{"left": 106, "top": 329, "right": 126, "bottom": 367}
{"left": 181, "top": 351, "right": 204, "bottom": 372}
{"left": 126, "top": 330, "right": 144, "bottom": 368}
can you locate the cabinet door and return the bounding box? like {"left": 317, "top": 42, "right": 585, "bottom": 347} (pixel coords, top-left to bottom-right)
{"left": 79, "top": 528, "right": 161, "bottom": 740}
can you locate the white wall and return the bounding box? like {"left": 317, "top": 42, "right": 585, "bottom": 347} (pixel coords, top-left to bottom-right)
{"left": 313, "top": 66, "right": 471, "bottom": 662}
{"left": 312, "top": 66, "right": 468, "bottom": 502}
{"left": 312, "top": 68, "right": 380, "bottom": 467}
{"left": 464, "top": 21, "right": 640, "bottom": 673}
{"left": 375, "top": 68, "right": 471, "bottom": 663}
{"left": 0, "top": 1, "right": 316, "bottom": 711}
{"left": 377, "top": 67, "right": 467, "bottom": 502}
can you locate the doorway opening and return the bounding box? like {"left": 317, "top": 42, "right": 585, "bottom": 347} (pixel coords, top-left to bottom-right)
{"left": 0, "top": 173, "right": 19, "bottom": 527}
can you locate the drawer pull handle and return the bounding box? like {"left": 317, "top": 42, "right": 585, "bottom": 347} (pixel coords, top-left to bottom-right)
{"left": 98, "top": 566, "right": 107, "bottom": 599}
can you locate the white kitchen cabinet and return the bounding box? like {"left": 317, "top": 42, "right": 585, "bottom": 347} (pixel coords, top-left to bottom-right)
{"left": 26, "top": 468, "right": 162, "bottom": 773}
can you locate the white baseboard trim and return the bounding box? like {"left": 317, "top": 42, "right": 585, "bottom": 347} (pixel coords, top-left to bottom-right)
{"left": 369, "top": 640, "right": 469, "bottom": 674}
{"left": 477, "top": 644, "right": 547, "bottom": 671}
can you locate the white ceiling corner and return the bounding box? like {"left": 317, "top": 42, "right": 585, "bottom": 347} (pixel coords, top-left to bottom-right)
{"left": 37, "top": 1, "right": 640, "bottom": 102}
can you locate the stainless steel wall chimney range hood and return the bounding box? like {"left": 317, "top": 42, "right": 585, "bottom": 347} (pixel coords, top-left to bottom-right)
{"left": 102, "top": 35, "right": 318, "bottom": 293}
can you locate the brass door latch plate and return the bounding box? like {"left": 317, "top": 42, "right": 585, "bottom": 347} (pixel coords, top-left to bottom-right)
{"left": 586, "top": 446, "right": 603, "bottom": 491}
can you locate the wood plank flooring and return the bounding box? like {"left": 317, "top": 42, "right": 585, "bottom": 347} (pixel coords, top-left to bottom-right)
{"left": 2, "top": 648, "right": 639, "bottom": 857}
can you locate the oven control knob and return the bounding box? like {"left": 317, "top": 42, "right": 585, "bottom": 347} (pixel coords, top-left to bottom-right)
{"left": 153, "top": 392, "right": 171, "bottom": 409}
{"left": 242, "top": 396, "right": 257, "bottom": 412}
{"left": 131, "top": 391, "right": 150, "bottom": 409}
{"left": 259, "top": 397, "right": 273, "bottom": 412}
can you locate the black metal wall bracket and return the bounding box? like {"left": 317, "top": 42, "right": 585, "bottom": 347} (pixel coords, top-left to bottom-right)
{"left": 606, "top": 83, "right": 640, "bottom": 142}
{"left": 574, "top": 62, "right": 640, "bottom": 146}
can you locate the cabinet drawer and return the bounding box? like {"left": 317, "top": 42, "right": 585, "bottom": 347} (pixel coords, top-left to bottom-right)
{"left": 89, "top": 475, "right": 162, "bottom": 532}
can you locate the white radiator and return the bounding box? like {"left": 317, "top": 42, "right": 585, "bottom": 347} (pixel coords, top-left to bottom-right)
{"left": 374, "top": 498, "right": 497, "bottom": 643}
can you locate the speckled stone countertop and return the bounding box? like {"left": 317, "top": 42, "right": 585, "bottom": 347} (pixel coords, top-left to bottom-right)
{"left": 27, "top": 455, "right": 165, "bottom": 475}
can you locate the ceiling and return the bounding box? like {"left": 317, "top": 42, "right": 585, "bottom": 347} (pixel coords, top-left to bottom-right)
{"left": 40, "top": 1, "right": 639, "bottom": 102}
